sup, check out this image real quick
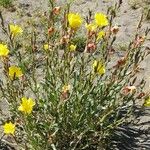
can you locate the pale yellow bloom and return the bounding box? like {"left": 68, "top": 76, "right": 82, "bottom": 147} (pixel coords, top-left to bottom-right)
{"left": 95, "top": 13, "right": 108, "bottom": 27}
{"left": 18, "top": 97, "right": 35, "bottom": 115}
{"left": 68, "top": 13, "right": 82, "bottom": 29}
{"left": 3, "top": 122, "right": 15, "bottom": 135}
{"left": 97, "top": 31, "right": 105, "bottom": 40}
{"left": 93, "top": 60, "right": 105, "bottom": 75}
{"left": 70, "top": 44, "right": 77, "bottom": 51}
{"left": 144, "top": 98, "right": 150, "bottom": 107}
{"left": 85, "top": 23, "right": 97, "bottom": 31}
{"left": 62, "top": 85, "right": 71, "bottom": 93}
{"left": 9, "top": 66, "right": 23, "bottom": 80}
{"left": 9, "top": 24, "right": 23, "bottom": 36}
{"left": 0, "top": 44, "right": 9, "bottom": 57}
{"left": 44, "top": 44, "right": 49, "bottom": 50}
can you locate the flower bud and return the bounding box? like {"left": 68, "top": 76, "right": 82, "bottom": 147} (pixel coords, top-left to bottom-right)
{"left": 111, "top": 25, "right": 119, "bottom": 34}
{"left": 53, "top": 6, "right": 61, "bottom": 15}
{"left": 86, "top": 42, "right": 96, "bottom": 53}
{"left": 48, "top": 27, "right": 55, "bottom": 35}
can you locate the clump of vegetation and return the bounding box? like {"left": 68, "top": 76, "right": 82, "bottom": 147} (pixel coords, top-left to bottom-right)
{"left": 0, "top": 0, "right": 12, "bottom": 8}
{"left": 0, "top": 0, "right": 149, "bottom": 149}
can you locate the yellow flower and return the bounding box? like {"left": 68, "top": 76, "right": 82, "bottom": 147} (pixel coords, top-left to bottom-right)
{"left": 44, "top": 44, "right": 49, "bottom": 50}
{"left": 70, "top": 44, "right": 77, "bottom": 52}
{"left": 68, "top": 13, "right": 82, "bottom": 29}
{"left": 9, "top": 24, "right": 23, "bottom": 36}
{"left": 94, "top": 13, "right": 108, "bottom": 27}
{"left": 97, "top": 31, "right": 105, "bottom": 40}
{"left": 93, "top": 60, "right": 105, "bottom": 75}
{"left": 3, "top": 122, "right": 15, "bottom": 135}
{"left": 62, "top": 85, "right": 71, "bottom": 93}
{"left": 144, "top": 98, "right": 150, "bottom": 107}
{"left": 0, "top": 44, "right": 9, "bottom": 57}
{"left": 85, "top": 23, "right": 97, "bottom": 31}
{"left": 18, "top": 97, "right": 35, "bottom": 115}
{"left": 9, "top": 66, "right": 23, "bottom": 80}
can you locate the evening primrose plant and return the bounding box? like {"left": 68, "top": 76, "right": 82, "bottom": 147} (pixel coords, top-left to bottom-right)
{"left": 0, "top": 0, "right": 149, "bottom": 149}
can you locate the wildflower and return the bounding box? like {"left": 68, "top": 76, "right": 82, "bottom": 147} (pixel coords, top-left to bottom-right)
{"left": 18, "top": 97, "right": 35, "bottom": 115}
{"left": 9, "top": 66, "right": 23, "bottom": 80}
{"left": 9, "top": 24, "right": 23, "bottom": 36}
{"left": 69, "top": 44, "right": 77, "bottom": 52}
{"left": 61, "top": 85, "right": 71, "bottom": 100}
{"left": 0, "top": 44, "right": 9, "bottom": 57}
{"left": 3, "top": 122, "right": 15, "bottom": 135}
{"left": 93, "top": 60, "right": 105, "bottom": 75}
{"left": 85, "top": 23, "right": 97, "bottom": 32}
{"left": 68, "top": 13, "right": 82, "bottom": 29}
{"left": 97, "top": 31, "right": 105, "bottom": 40}
{"left": 44, "top": 44, "right": 49, "bottom": 50}
{"left": 53, "top": 6, "right": 61, "bottom": 15}
{"left": 94, "top": 13, "right": 108, "bottom": 27}
{"left": 62, "top": 85, "right": 71, "bottom": 93}
{"left": 144, "top": 98, "right": 150, "bottom": 107}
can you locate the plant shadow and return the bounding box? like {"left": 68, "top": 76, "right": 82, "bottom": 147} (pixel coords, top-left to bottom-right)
{"left": 109, "top": 106, "right": 150, "bottom": 150}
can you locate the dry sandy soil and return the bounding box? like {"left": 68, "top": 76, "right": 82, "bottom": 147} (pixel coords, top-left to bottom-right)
{"left": 0, "top": 0, "right": 150, "bottom": 149}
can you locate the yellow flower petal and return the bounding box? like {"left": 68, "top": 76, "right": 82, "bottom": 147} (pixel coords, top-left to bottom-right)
{"left": 93, "top": 60, "right": 105, "bottom": 75}
{"left": 144, "top": 98, "right": 150, "bottom": 107}
{"left": 28, "top": 98, "right": 36, "bottom": 106}
{"left": 44, "top": 44, "right": 49, "bottom": 50}
{"left": 9, "top": 24, "right": 23, "bottom": 36}
{"left": 18, "top": 97, "right": 35, "bottom": 115}
{"left": 68, "top": 13, "right": 82, "bottom": 29}
{"left": 69, "top": 44, "right": 77, "bottom": 52}
{"left": 95, "top": 13, "right": 108, "bottom": 27}
{"left": 3, "top": 122, "right": 15, "bottom": 135}
{"left": 62, "top": 85, "right": 71, "bottom": 92}
{"left": 18, "top": 105, "right": 23, "bottom": 111}
{"left": 85, "top": 23, "right": 97, "bottom": 31}
{"left": 97, "top": 31, "right": 105, "bottom": 40}
{"left": 0, "top": 44, "right": 9, "bottom": 57}
{"left": 9, "top": 66, "right": 23, "bottom": 80}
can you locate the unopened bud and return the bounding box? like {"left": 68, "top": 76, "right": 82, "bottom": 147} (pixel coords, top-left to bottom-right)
{"left": 87, "top": 43, "right": 96, "bottom": 52}
{"left": 53, "top": 6, "right": 61, "bottom": 15}
{"left": 48, "top": 27, "right": 55, "bottom": 35}
{"left": 111, "top": 25, "right": 119, "bottom": 34}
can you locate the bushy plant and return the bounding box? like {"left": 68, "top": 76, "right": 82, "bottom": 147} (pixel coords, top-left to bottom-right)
{"left": 0, "top": 0, "right": 149, "bottom": 149}
{"left": 0, "top": 0, "right": 12, "bottom": 7}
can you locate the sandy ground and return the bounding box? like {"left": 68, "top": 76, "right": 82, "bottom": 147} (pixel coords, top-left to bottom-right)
{"left": 0, "top": 0, "right": 150, "bottom": 149}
